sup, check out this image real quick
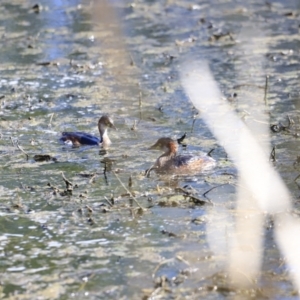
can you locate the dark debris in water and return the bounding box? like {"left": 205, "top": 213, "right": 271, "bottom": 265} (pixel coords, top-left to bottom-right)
{"left": 270, "top": 115, "right": 293, "bottom": 133}
{"left": 208, "top": 31, "right": 235, "bottom": 42}
{"left": 33, "top": 154, "right": 57, "bottom": 162}
{"left": 36, "top": 61, "right": 60, "bottom": 67}
{"left": 176, "top": 132, "right": 187, "bottom": 145}
{"left": 161, "top": 229, "right": 179, "bottom": 238}
{"left": 31, "top": 4, "right": 40, "bottom": 14}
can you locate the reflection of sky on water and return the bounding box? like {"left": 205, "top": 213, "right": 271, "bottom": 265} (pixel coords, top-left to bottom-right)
{"left": 37, "top": 0, "right": 86, "bottom": 61}
{"left": 0, "top": 0, "right": 89, "bottom": 62}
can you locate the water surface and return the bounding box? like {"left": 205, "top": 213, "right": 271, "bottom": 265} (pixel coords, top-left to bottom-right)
{"left": 0, "top": 0, "right": 299, "bottom": 298}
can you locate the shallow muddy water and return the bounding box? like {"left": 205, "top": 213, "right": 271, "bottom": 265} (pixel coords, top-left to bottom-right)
{"left": 0, "top": 0, "right": 299, "bottom": 299}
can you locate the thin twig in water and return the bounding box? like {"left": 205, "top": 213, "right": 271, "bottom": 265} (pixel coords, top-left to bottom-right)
{"left": 264, "top": 75, "right": 269, "bottom": 106}
{"left": 270, "top": 146, "right": 276, "bottom": 162}
{"left": 286, "top": 114, "right": 292, "bottom": 129}
{"left": 139, "top": 91, "right": 142, "bottom": 108}
{"left": 103, "top": 162, "right": 109, "bottom": 185}
{"left": 191, "top": 118, "right": 196, "bottom": 133}
{"left": 145, "top": 165, "right": 155, "bottom": 178}
{"left": 131, "top": 120, "right": 137, "bottom": 131}
{"left": 129, "top": 207, "right": 135, "bottom": 218}
{"left": 112, "top": 171, "right": 145, "bottom": 210}
{"left": 48, "top": 113, "right": 54, "bottom": 127}
{"left": 176, "top": 186, "right": 212, "bottom": 205}
{"left": 89, "top": 174, "right": 96, "bottom": 184}
{"left": 139, "top": 91, "right": 142, "bottom": 120}
{"left": 294, "top": 175, "right": 300, "bottom": 190}
{"left": 294, "top": 174, "right": 300, "bottom": 183}
{"left": 16, "top": 143, "right": 29, "bottom": 160}
{"left": 61, "top": 172, "right": 73, "bottom": 190}
{"left": 189, "top": 194, "right": 212, "bottom": 205}
{"left": 203, "top": 184, "right": 227, "bottom": 199}
{"left": 175, "top": 255, "right": 190, "bottom": 266}
{"left": 233, "top": 83, "right": 264, "bottom": 89}
{"left": 104, "top": 196, "right": 114, "bottom": 207}
{"left": 177, "top": 132, "right": 187, "bottom": 144}
{"left": 152, "top": 258, "right": 174, "bottom": 278}
{"left": 129, "top": 53, "right": 135, "bottom": 66}
{"left": 207, "top": 148, "right": 215, "bottom": 157}
{"left": 10, "top": 136, "right": 16, "bottom": 147}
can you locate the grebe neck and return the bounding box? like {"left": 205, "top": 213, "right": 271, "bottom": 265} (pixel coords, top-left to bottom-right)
{"left": 99, "top": 124, "right": 111, "bottom": 146}
{"left": 155, "top": 149, "right": 177, "bottom": 168}
{"left": 164, "top": 141, "right": 178, "bottom": 157}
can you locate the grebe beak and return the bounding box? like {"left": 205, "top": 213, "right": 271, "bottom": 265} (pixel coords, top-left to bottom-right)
{"left": 149, "top": 142, "right": 159, "bottom": 150}
{"left": 110, "top": 124, "right": 117, "bottom": 130}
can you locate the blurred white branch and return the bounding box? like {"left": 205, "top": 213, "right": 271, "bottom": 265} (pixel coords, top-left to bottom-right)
{"left": 180, "top": 62, "right": 300, "bottom": 291}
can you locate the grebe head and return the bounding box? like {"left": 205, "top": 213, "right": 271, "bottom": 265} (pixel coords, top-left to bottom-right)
{"left": 149, "top": 137, "right": 178, "bottom": 154}
{"left": 98, "top": 115, "right": 116, "bottom": 133}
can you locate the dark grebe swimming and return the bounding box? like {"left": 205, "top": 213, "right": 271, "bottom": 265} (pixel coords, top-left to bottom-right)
{"left": 60, "top": 115, "right": 115, "bottom": 147}
{"left": 149, "top": 137, "right": 216, "bottom": 174}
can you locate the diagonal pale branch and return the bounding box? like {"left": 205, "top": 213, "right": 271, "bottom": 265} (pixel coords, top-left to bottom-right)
{"left": 180, "top": 62, "right": 300, "bottom": 291}
{"left": 112, "top": 171, "right": 146, "bottom": 211}
{"left": 180, "top": 62, "right": 291, "bottom": 214}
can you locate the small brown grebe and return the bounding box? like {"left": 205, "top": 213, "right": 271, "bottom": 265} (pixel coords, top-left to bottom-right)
{"left": 60, "top": 115, "right": 116, "bottom": 147}
{"left": 149, "top": 137, "right": 216, "bottom": 174}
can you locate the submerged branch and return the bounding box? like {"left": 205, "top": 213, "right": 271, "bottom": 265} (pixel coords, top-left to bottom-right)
{"left": 203, "top": 184, "right": 227, "bottom": 199}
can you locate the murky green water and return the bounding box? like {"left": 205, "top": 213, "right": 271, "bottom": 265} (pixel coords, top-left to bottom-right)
{"left": 0, "top": 0, "right": 299, "bottom": 299}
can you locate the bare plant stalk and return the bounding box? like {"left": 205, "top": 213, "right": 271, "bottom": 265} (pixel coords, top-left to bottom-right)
{"left": 48, "top": 113, "right": 54, "bottom": 127}
{"left": 264, "top": 75, "right": 269, "bottom": 106}
{"left": 112, "top": 171, "right": 145, "bottom": 210}
{"left": 16, "top": 143, "right": 29, "bottom": 160}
